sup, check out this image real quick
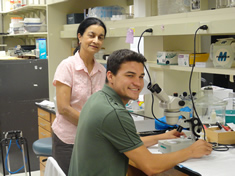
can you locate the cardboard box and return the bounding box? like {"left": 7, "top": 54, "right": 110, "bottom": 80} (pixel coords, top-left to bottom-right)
{"left": 67, "top": 13, "right": 84, "bottom": 24}
{"left": 190, "top": 0, "right": 208, "bottom": 11}
{"left": 36, "top": 38, "right": 47, "bottom": 59}
{"left": 189, "top": 53, "right": 209, "bottom": 66}
{"left": 157, "top": 51, "right": 178, "bottom": 65}
{"left": 206, "top": 127, "right": 235, "bottom": 144}
{"left": 178, "top": 54, "right": 189, "bottom": 66}
{"left": 225, "top": 110, "right": 235, "bottom": 124}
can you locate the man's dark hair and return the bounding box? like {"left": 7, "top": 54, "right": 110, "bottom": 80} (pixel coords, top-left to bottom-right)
{"left": 106, "top": 49, "right": 147, "bottom": 83}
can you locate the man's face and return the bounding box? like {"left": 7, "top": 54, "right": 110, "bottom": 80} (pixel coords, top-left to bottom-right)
{"left": 107, "top": 61, "right": 145, "bottom": 105}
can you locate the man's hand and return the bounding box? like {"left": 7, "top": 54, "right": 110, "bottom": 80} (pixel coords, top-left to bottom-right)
{"left": 188, "top": 139, "right": 213, "bottom": 158}
{"left": 163, "top": 129, "right": 186, "bottom": 139}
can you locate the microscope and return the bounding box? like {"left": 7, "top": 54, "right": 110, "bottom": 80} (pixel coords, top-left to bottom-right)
{"left": 148, "top": 83, "right": 202, "bottom": 153}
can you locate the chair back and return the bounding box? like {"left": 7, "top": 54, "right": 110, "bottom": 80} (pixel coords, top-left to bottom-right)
{"left": 44, "top": 157, "right": 66, "bottom": 176}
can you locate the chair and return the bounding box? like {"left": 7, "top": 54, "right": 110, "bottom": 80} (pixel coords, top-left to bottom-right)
{"left": 44, "top": 157, "right": 66, "bottom": 176}
{"left": 32, "top": 137, "right": 52, "bottom": 157}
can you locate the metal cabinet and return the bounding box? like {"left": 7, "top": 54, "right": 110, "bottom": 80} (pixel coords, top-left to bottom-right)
{"left": 0, "top": 59, "right": 49, "bottom": 174}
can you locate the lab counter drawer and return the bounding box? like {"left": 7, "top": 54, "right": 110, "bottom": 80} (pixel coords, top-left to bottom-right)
{"left": 38, "top": 126, "right": 51, "bottom": 139}
{"left": 38, "top": 108, "right": 50, "bottom": 122}
{"left": 38, "top": 116, "right": 51, "bottom": 132}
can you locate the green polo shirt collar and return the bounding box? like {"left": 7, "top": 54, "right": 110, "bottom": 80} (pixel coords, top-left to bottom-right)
{"left": 102, "top": 84, "right": 126, "bottom": 108}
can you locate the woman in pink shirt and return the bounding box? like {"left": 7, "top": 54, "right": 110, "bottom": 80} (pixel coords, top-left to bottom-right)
{"left": 52, "top": 17, "right": 107, "bottom": 175}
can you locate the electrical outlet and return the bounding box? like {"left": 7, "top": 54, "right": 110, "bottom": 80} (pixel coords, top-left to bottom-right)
{"left": 199, "top": 21, "right": 210, "bottom": 34}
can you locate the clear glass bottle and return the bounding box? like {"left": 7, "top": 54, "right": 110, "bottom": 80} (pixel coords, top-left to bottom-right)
{"left": 230, "top": 0, "right": 235, "bottom": 7}
{"left": 194, "top": 87, "right": 227, "bottom": 125}
{"left": 216, "top": 0, "right": 230, "bottom": 8}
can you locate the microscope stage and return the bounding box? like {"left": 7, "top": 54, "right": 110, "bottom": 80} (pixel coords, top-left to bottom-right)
{"left": 158, "top": 138, "right": 194, "bottom": 153}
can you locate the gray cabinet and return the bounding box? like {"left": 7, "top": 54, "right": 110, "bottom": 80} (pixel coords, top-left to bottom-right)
{"left": 0, "top": 59, "right": 49, "bottom": 174}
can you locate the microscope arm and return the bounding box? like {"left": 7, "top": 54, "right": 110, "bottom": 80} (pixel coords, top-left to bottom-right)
{"left": 148, "top": 83, "right": 185, "bottom": 125}
{"left": 148, "top": 83, "right": 201, "bottom": 140}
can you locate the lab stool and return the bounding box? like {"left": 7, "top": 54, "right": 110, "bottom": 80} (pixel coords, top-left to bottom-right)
{"left": 32, "top": 137, "right": 52, "bottom": 157}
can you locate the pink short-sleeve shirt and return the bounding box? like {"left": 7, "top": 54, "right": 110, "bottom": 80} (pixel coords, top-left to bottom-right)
{"left": 52, "top": 52, "right": 106, "bottom": 144}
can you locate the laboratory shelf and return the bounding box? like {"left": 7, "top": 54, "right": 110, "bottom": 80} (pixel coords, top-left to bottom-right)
{"left": 2, "top": 32, "right": 48, "bottom": 37}
{"left": 148, "top": 62, "right": 235, "bottom": 75}
{"left": 97, "top": 60, "right": 235, "bottom": 75}
{"left": 0, "top": 5, "right": 47, "bottom": 15}
{"left": 60, "top": 7, "right": 235, "bottom": 38}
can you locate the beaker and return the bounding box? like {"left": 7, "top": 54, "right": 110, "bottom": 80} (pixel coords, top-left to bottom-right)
{"left": 195, "top": 87, "right": 227, "bottom": 125}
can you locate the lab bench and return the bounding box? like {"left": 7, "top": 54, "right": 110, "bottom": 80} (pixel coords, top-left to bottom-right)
{"left": 128, "top": 145, "right": 235, "bottom": 176}
{"left": 128, "top": 160, "right": 188, "bottom": 176}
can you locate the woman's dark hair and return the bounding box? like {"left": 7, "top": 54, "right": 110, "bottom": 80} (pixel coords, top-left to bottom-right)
{"left": 106, "top": 49, "right": 147, "bottom": 83}
{"left": 73, "top": 17, "right": 107, "bottom": 55}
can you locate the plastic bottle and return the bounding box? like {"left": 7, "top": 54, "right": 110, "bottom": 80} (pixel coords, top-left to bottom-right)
{"left": 10, "top": 0, "right": 14, "bottom": 10}
{"left": 211, "top": 109, "right": 217, "bottom": 123}
{"left": 5, "top": 0, "right": 11, "bottom": 11}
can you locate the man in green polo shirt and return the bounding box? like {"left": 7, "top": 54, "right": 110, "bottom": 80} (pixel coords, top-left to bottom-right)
{"left": 68, "top": 49, "right": 212, "bottom": 176}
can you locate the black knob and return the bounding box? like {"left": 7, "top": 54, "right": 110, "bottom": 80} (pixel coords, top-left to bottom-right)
{"left": 178, "top": 100, "right": 185, "bottom": 106}
{"left": 182, "top": 92, "right": 187, "bottom": 97}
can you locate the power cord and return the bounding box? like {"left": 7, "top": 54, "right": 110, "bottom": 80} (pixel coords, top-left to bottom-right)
{"left": 137, "top": 28, "right": 177, "bottom": 127}
{"left": 199, "top": 25, "right": 208, "bottom": 30}
{"left": 189, "top": 25, "right": 208, "bottom": 141}
{"left": 138, "top": 28, "right": 153, "bottom": 84}
{"left": 137, "top": 25, "right": 209, "bottom": 132}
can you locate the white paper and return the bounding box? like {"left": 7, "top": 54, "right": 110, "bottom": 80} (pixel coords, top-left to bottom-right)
{"left": 35, "top": 100, "right": 55, "bottom": 108}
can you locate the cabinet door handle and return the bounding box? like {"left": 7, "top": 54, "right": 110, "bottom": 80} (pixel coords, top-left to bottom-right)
{"left": 39, "top": 113, "right": 45, "bottom": 117}
{"left": 40, "top": 132, "right": 46, "bottom": 136}
{"left": 40, "top": 123, "right": 46, "bottom": 126}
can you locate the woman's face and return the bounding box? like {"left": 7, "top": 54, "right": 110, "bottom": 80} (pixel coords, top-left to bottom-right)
{"left": 78, "top": 24, "right": 105, "bottom": 55}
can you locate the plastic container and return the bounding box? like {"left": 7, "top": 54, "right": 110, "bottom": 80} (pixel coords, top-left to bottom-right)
{"left": 24, "top": 24, "right": 46, "bottom": 32}
{"left": 23, "top": 18, "right": 41, "bottom": 23}
{"left": 11, "top": 17, "right": 23, "bottom": 23}
{"left": 158, "top": 0, "right": 190, "bottom": 15}
{"left": 9, "top": 17, "right": 24, "bottom": 34}
{"left": 210, "top": 38, "right": 235, "bottom": 68}
{"left": 195, "top": 87, "right": 228, "bottom": 125}
{"left": 9, "top": 22, "right": 24, "bottom": 34}
{"left": 22, "top": 18, "right": 47, "bottom": 33}
{"left": 87, "top": 5, "right": 125, "bottom": 21}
